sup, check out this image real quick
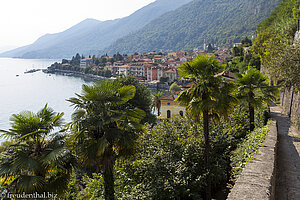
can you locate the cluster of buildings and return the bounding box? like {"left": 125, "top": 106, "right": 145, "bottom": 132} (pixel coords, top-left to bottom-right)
{"left": 78, "top": 49, "right": 234, "bottom": 119}
{"left": 56, "top": 45, "right": 242, "bottom": 119}
{"left": 79, "top": 48, "right": 232, "bottom": 83}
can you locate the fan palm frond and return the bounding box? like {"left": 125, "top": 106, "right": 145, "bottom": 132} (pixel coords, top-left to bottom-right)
{"left": 0, "top": 105, "right": 73, "bottom": 196}
{"left": 14, "top": 175, "right": 45, "bottom": 193}
{"left": 234, "top": 68, "right": 278, "bottom": 131}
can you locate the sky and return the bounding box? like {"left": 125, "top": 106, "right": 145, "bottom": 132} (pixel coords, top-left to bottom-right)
{"left": 0, "top": 0, "right": 155, "bottom": 48}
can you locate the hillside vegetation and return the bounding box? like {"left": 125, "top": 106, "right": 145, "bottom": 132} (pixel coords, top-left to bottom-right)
{"left": 104, "top": 0, "right": 280, "bottom": 55}
{"left": 253, "top": 0, "right": 300, "bottom": 89}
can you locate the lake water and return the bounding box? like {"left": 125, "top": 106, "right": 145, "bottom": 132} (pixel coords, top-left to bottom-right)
{"left": 0, "top": 58, "right": 91, "bottom": 138}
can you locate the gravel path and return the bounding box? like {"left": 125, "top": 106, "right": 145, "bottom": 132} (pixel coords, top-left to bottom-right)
{"left": 270, "top": 105, "right": 300, "bottom": 200}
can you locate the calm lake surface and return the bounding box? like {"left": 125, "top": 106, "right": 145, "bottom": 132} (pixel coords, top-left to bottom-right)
{"left": 0, "top": 58, "right": 91, "bottom": 139}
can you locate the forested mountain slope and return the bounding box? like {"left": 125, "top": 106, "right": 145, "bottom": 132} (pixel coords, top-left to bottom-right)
{"left": 104, "top": 0, "right": 281, "bottom": 55}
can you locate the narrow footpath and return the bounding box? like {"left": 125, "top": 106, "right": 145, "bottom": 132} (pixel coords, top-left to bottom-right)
{"left": 270, "top": 105, "right": 300, "bottom": 200}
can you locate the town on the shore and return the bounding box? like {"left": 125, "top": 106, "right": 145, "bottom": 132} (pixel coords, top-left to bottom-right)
{"left": 44, "top": 41, "right": 248, "bottom": 85}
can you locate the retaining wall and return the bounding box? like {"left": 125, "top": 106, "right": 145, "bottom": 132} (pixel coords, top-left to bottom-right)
{"left": 281, "top": 88, "right": 300, "bottom": 131}
{"left": 227, "top": 120, "right": 278, "bottom": 200}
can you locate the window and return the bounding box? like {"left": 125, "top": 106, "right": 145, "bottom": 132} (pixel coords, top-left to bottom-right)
{"left": 179, "top": 111, "right": 183, "bottom": 117}
{"left": 167, "top": 110, "right": 171, "bottom": 118}
{"left": 167, "top": 102, "right": 171, "bottom": 105}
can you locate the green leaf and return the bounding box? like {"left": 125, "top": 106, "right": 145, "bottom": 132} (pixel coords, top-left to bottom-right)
{"left": 119, "top": 85, "right": 136, "bottom": 104}
{"left": 19, "top": 129, "right": 48, "bottom": 140}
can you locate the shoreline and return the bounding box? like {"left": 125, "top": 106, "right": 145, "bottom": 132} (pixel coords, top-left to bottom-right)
{"left": 43, "top": 68, "right": 170, "bottom": 91}
{"left": 42, "top": 69, "right": 108, "bottom": 81}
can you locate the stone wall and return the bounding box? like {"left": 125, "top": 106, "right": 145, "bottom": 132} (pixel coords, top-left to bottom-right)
{"left": 281, "top": 88, "right": 300, "bottom": 131}
{"left": 294, "top": 30, "right": 300, "bottom": 42}
{"left": 227, "top": 121, "right": 278, "bottom": 200}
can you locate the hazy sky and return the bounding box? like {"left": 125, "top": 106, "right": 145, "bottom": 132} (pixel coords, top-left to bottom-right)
{"left": 0, "top": 0, "right": 155, "bottom": 47}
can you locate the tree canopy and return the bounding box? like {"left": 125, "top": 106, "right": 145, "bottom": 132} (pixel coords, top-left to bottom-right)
{"left": 253, "top": 0, "right": 300, "bottom": 89}
{"left": 0, "top": 105, "right": 74, "bottom": 196}
{"left": 67, "top": 80, "right": 145, "bottom": 199}
{"left": 176, "top": 54, "right": 236, "bottom": 200}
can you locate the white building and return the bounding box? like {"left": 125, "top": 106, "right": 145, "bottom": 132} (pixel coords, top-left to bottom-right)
{"left": 80, "top": 58, "right": 93, "bottom": 68}
{"left": 117, "top": 65, "right": 130, "bottom": 76}
{"left": 130, "top": 64, "right": 145, "bottom": 77}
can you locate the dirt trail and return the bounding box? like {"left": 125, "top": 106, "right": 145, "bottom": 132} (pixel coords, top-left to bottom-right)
{"left": 270, "top": 105, "right": 300, "bottom": 200}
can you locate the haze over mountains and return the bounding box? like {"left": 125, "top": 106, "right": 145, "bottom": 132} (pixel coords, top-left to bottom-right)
{"left": 0, "top": 0, "right": 192, "bottom": 59}
{"left": 0, "top": 45, "right": 18, "bottom": 54}
{"left": 1, "top": 0, "right": 280, "bottom": 59}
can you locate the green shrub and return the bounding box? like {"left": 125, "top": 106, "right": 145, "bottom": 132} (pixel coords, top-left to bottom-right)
{"left": 63, "top": 104, "right": 270, "bottom": 199}
{"left": 230, "top": 122, "right": 270, "bottom": 183}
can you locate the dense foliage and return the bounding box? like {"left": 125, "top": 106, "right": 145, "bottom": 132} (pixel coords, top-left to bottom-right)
{"left": 253, "top": 0, "right": 300, "bottom": 89}
{"left": 230, "top": 122, "right": 270, "bottom": 182}
{"left": 234, "top": 68, "right": 277, "bottom": 131}
{"left": 104, "top": 0, "right": 280, "bottom": 55}
{"left": 0, "top": 105, "right": 74, "bottom": 196}
{"left": 67, "top": 80, "right": 146, "bottom": 199}
{"left": 176, "top": 54, "right": 237, "bottom": 199}
{"left": 65, "top": 102, "right": 270, "bottom": 199}
{"left": 0, "top": 75, "right": 273, "bottom": 199}
{"left": 115, "top": 76, "right": 156, "bottom": 124}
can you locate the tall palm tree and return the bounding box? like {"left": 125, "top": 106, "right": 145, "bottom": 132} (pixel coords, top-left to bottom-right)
{"left": 67, "top": 80, "right": 145, "bottom": 200}
{"left": 176, "top": 54, "right": 236, "bottom": 200}
{"left": 0, "top": 105, "right": 74, "bottom": 195}
{"left": 152, "top": 91, "right": 163, "bottom": 116}
{"left": 234, "top": 68, "right": 278, "bottom": 131}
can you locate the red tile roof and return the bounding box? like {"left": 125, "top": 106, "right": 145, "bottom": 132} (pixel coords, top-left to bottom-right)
{"left": 160, "top": 94, "right": 175, "bottom": 101}
{"left": 81, "top": 58, "right": 93, "bottom": 61}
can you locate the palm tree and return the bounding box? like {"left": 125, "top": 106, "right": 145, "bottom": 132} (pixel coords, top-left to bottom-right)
{"left": 234, "top": 68, "right": 278, "bottom": 131}
{"left": 67, "top": 80, "right": 145, "bottom": 200}
{"left": 152, "top": 91, "right": 163, "bottom": 116}
{"left": 0, "top": 105, "right": 74, "bottom": 195}
{"left": 176, "top": 54, "right": 236, "bottom": 200}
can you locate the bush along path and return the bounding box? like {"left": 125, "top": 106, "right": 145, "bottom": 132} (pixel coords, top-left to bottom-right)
{"left": 270, "top": 104, "right": 300, "bottom": 200}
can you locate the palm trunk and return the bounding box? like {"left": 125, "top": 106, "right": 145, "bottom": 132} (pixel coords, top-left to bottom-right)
{"left": 249, "top": 103, "right": 255, "bottom": 132}
{"left": 158, "top": 106, "right": 161, "bottom": 116}
{"left": 103, "top": 145, "right": 115, "bottom": 200}
{"left": 203, "top": 109, "right": 211, "bottom": 200}
{"left": 248, "top": 91, "right": 255, "bottom": 132}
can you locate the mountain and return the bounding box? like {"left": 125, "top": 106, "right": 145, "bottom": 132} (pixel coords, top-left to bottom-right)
{"left": 0, "top": 18, "right": 102, "bottom": 59}
{"left": 103, "top": 0, "right": 281, "bottom": 55}
{"left": 0, "top": 45, "right": 18, "bottom": 54}
{"left": 0, "top": 0, "right": 192, "bottom": 59}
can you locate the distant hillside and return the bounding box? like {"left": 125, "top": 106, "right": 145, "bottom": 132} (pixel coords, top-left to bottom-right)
{"left": 0, "top": 45, "right": 18, "bottom": 54}
{"left": 103, "top": 0, "right": 281, "bottom": 55}
{"left": 0, "top": 0, "right": 192, "bottom": 59}
{"left": 0, "top": 18, "right": 103, "bottom": 59}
